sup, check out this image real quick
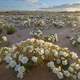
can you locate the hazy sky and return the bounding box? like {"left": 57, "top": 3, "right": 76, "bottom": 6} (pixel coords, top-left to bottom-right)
{"left": 0, "top": 0, "right": 80, "bottom": 11}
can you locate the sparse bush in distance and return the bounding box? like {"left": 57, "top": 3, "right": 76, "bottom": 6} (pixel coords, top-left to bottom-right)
{"left": 5, "top": 26, "right": 16, "bottom": 35}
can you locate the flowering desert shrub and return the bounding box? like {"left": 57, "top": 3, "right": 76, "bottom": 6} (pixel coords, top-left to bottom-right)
{"left": 30, "top": 30, "right": 58, "bottom": 43}
{"left": 44, "top": 33, "right": 58, "bottom": 42}
{"left": 30, "top": 30, "right": 43, "bottom": 39}
{"left": 70, "top": 34, "right": 80, "bottom": 51}
{"left": 0, "top": 38, "right": 80, "bottom": 80}
{"left": 0, "top": 36, "right": 9, "bottom": 47}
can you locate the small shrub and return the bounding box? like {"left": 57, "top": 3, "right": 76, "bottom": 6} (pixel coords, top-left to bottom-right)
{"left": 30, "top": 29, "right": 43, "bottom": 39}
{"left": 70, "top": 34, "right": 80, "bottom": 51}
{"left": 5, "top": 26, "right": 16, "bottom": 35}
{"left": 44, "top": 33, "right": 58, "bottom": 43}
{"left": 30, "top": 30, "right": 58, "bottom": 43}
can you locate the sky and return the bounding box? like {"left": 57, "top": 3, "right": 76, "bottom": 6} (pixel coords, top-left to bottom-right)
{"left": 0, "top": 0, "right": 80, "bottom": 11}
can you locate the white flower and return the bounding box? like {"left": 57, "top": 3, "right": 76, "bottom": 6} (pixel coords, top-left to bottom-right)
{"left": 59, "top": 51, "right": 68, "bottom": 57}
{"left": 62, "top": 60, "right": 68, "bottom": 65}
{"left": 17, "top": 72, "right": 24, "bottom": 79}
{"left": 8, "top": 60, "right": 16, "bottom": 68}
{"left": 27, "top": 45, "right": 33, "bottom": 53}
{"left": 17, "top": 66, "right": 26, "bottom": 73}
{"left": 75, "top": 64, "right": 80, "bottom": 70}
{"left": 31, "top": 56, "right": 38, "bottom": 63}
{"left": 4, "top": 55, "right": 12, "bottom": 64}
{"left": 68, "top": 67, "right": 74, "bottom": 73}
{"left": 56, "top": 59, "right": 61, "bottom": 64}
{"left": 47, "top": 61, "right": 55, "bottom": 69}
{"left": 63, "top": 70, "right": 70, "bottom": 77}
{"left": 38, "top": 40, "right": 44, "bottom": 45}
{"left": 45, "top": 49, "right": 50, "bottom": 55}
{"left": 71, "top": 63, "right": 76, "bottom": 67}
{"left": 21, "top": 57, "right": 28, "bottom": 64}
{"left": 78, "top": 72, "right": 80, "bottom": 79}
{"left": 54, "top": 33, "right": 58, "bottom": 41}
{"left": 29, "top": 38, "right": 35, "bottom": 42}
{"left": 72, "top": 40, "right": 76, "bottom": 45}
{"left": 70, "top": 52, "right": 78, "bottom": 60}
{"left": 19, "top": 54, "right": 23, "bottom": 60}
{"left": 57, "top": 72, "right": 64, "bottom": 79}
{"left": 19, "top": 55, "right": 28, "bottom": 64}
{"left": 12, "top": 45, "right": 17, "bottom": 51}
{"left": 54, "top": 45, "right": 60, "bottom": 50}
{"left": 52, "top": 50, "right": 58, "bottom": 57}
{"left": 59, "top": 51, "right": 64, "bottom": 56}
{"left": 72, "top": 74, "right": 77, "bottom": 80}
{"left": 36, "top": 48, "right": 44, "bottom": 55}
{"left": 47, "top": 43, "right": 53, "bottom": 46}
{"left": 52, "top": 68, "right": 59, "bottom": 74}
{"left": 39, "top": 48, "right": 44, "bottom": 55}
{"left": 63, "top": 52, "right": 69, "bottom": 57}
{"left": 15, "top": 64, "right": 21, "bottom": 72}
{"left": 4, "top": 51, "right": 9, "bottom": 54}
{"left": 2, "top": 36, "right": 7, "bottom": 42}
{"left": 52, "top": 67, "right": 61, "bottom": 74}
{"left": 64, "top": 47, "right": 68, "bottom": 50}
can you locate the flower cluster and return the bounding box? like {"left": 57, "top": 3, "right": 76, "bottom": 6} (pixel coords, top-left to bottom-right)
{"left": 44, "top": 33, "right": 58, "bottom": 42}
{"left": 0, "top": 36, "right": 8, "bottom": 43}
{"left": 30, "top": 29, "right": 43, "bottom": 39}
{"left": 30, "top": 30, "right": 58, "bottom": 43}
{"left": 0, "top": 38, "right": 80, "bottom": 80}
{"left": 47, "top": 59, "right": 80, "bottom": 80}
{"left": 4, "top": 52, "right": 27, "bottom": 79}
{"left": 0, "top": 36, "right": 9, "bottom": 47}
{"left": 2, "top": 47, "right": 39, "bottom": 79}
{"left": 70, "top": 34, "right": 80, "bottom": 50}
{"left": 2, "top": 36, "right": 8, "bottom": 42}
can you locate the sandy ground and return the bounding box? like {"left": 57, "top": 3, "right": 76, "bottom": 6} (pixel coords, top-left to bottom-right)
{"left": 0, "top": 24, "right": 79, "bottom": 80}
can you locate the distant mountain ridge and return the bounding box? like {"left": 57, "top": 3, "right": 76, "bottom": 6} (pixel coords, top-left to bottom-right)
{"left": 39, "top": 3, "right": 80, "bottom": 12}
